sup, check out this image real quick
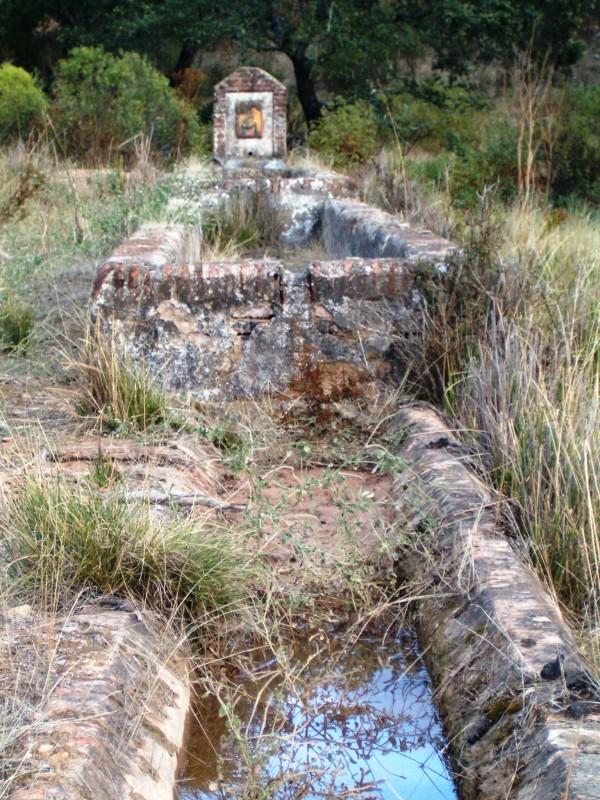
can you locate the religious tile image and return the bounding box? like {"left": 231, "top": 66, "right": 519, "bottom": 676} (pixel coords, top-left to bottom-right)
{"left": 236, "top": 104, "right": 263, "bottom": 138}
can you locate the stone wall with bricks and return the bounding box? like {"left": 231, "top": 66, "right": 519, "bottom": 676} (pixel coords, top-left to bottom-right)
{"left": 91, "top": 220, "right": 454, "bottom": 402}
{"left": 213, "top": 67, "right": 287, "bottom": 165}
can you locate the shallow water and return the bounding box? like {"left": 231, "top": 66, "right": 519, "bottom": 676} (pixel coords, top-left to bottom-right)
{"left": 179, "top": 626, "right": 458, "bottom": 800}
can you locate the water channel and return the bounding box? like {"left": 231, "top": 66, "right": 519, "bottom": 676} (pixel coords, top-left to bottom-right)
{"left": 179, "top": 623, "right": 458, "bottom": 800}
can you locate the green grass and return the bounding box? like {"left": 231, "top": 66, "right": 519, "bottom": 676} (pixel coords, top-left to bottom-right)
{"left": 1, "top": 477, "right": 248, "bottom": 614}
{"left": 0, "top": 144, "right": 178, "bottom": 315}
{"left": 0, "top": 298, "right": 34, "bottom": 353}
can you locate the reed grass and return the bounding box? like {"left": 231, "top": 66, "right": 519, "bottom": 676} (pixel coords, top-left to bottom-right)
{"left": 449, "top": 207, "right": 600, "bottom": 662}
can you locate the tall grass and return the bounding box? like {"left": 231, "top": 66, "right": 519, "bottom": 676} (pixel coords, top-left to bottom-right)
{"left": 1, "top": 477, "right": 248, "bottom": 614}
{"left": 201, "top": 189, "right": 282, "bottom": 258}
{"left": 74, "top": 332, "right": 173, "bottom": 433}
{"left": 0, "top": 142, "right": 175, "bottom": 328}
{"left": 364, "top": 144, "right": 600, "bottom": 660}
{"left": 448, "top": 207, "right": 600, "bottom": 660}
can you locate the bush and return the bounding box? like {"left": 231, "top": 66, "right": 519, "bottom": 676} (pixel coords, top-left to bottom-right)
{"left": 0, "top": 64, "right": 48, "bottom": 145}
{"left": 308, "top": 100, "right": 377, "bottom": 168}
{"left": 377, "top": 82, "right": 486, "bottom": 155}
{"left": 52, "top": 47, "right": 204, "bottom": 161}
{"left": 449, "top": 119, "right": 521, "bottom": 207}
{"left": 552, "top": 84, "right": 600, "bottom": 205}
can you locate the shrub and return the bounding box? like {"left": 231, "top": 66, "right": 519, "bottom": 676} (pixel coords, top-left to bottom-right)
{"left": 308, "top": 100, "right": 377, "bottom": 168}
{"left": 52, "top": 47, "right": 204, "bottom": 161}
{"left": 377, "top": 82, "right": 486, "bottom": 155}
{"left": 552, "top": 84, "right": 600, "bottom": 204}
{"left": 0, "top": 64, "right": 48, "bottom": 145}
{"left": 449, "top": 119, "right": 521, "bottom": 207}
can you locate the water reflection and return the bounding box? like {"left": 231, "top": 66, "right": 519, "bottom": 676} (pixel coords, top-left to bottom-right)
{"left": 179, "top": 629, "right": 457, "bottom": 800}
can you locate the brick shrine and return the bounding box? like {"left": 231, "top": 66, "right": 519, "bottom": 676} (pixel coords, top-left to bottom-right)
{"left": 213, "top": 67, "right": 287, "bottom": 165}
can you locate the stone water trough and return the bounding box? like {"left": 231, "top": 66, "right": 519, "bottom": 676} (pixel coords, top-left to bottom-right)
{"left": 87, "top": 162, "right": 600, "bottom": 800}
{"left": 91, "top": 175, "right": 453, "bottom": 403}
{"left": 11, "top": 68, "right": 600, "bottom": 800}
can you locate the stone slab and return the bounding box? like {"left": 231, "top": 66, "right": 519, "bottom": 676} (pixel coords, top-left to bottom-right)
{"left": 7, "top": 606, "right": 190, "bottom": 800}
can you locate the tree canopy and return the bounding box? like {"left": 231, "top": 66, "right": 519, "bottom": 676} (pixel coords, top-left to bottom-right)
{"left": 0, "top": 0, "right": 595, "bottom": 125}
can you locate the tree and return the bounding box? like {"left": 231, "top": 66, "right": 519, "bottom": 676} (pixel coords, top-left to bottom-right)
{"left": 0, "top": 0, "right": 595, "bottom": 126}
{"left": 396, "top": 0, "right": 596, "bottom": 76}
{"left": 106, "top": 0, "right": 414, "bottom": 125}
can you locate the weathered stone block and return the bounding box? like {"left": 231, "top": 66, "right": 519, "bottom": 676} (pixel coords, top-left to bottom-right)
{"left": 91, "top": 245, "right": 429, "bottom": 401}
{"left": 8, "top": 607, "right": 190, "bottom": 800}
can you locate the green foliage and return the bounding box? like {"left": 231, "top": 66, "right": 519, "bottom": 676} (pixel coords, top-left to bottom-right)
{"left": 378, "top": 81, "right": 487, "bottom": 153}
{"left": 309, "top": 101, "right": 377, "bottom": 168}
{"left": 375, "top": 80, "right": 525, "bottom": 208}
{"left": 449, "top": 120, "right": 521, "bottom": 207}
{"left": 421, "top": 0, "right": 594, "bottom": 75}
{"left": 1, "top": 478, "right": 246, "bottom": 612}
{"left": 552, "top": 84, "right": 600, "bottom": 204}
{"left": 0, "top": 64, "right": 48, "bottom": 145}
{"left": 0, "top": 298, "right": 34, "bottom": 353}
{"left": 0, "top": 0, "right": 594, "bottom": 133}
{"left": 403, "top": 117, "right": 520, "bottom": 208}
{"left": 52, "top": 47, "right": 204, "bottom": 161}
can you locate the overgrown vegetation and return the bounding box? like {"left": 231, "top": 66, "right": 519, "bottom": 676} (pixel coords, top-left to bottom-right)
{"left": 0, "top": 64, "right": 48, "bottom": 145}
{"left": 201, "top": 190, "right": 282, "bottom": 257}
{"left": 451, "top": 208, "right": 600, "bottom": 625}
{"left": 52, "top": 47, "right": 206, "bottom": 163}
{"left": 0, "top": 3, "right": 597, "bottom": 794}
{"left": 308, "top": 100, "right": 378, "bottom": 169}
{"left": 372, "top": 173, "right": 600, "bottom": 657}
{"left": 1, "top": 477, "right": 247, "bottom": 613}
{"left": 0, "top": 143, "right": 180, "bottom": 379}
{"left": 74, "top": 332, "right": 173, "bottom": 433}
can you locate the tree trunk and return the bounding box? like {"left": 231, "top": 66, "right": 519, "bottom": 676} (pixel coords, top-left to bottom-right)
{"left": 173, "top": 41, "right": 199, "bottom": 74}
{"left": 289, "top": 44, "right": 322, "bottom": 126}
